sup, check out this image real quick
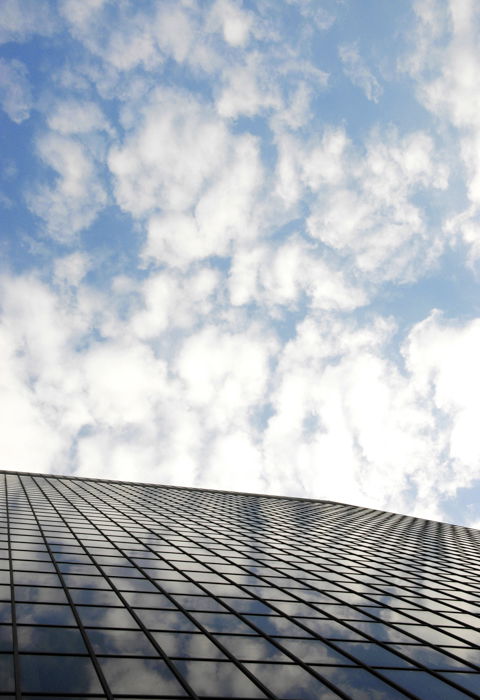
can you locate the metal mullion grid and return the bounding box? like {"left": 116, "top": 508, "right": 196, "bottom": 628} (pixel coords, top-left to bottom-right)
{"left": 136, "top": 488, "right": 480, "bottom": 666}
{"left": 24, "top": 480, "right": 200, "bottom": 700}
{"left": 63, "top": 479, "right": 428, "bottom": 700}
{"left": 3, "top": 473, "right": 21, "bottom": 700}
{"left": 55, "top": 477, "right": 352, "bottom": 700}
{"left": 16, "top": 475, "right": 114, "bottom": 700}
{"left": 36, "top": 476, "right": 277, "bottom": 700}
{"left": 93, "top": 479, "right": 480, "bottom": 698}
{"left": 98, "top": 480, "right": 480, "bottom": 643}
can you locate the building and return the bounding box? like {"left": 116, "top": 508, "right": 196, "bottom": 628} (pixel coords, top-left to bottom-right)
{"left": 1, "top": 469, "right": 479, "bottom": 699}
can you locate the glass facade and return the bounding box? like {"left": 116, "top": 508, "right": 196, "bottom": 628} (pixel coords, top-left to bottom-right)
{"left": 1, "top": 469, "right": 479, "bottom": 699}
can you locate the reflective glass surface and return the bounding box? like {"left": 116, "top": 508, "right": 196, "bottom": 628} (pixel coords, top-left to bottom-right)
{"left": 1, "top": 469, "right": 479, "bottom": 699}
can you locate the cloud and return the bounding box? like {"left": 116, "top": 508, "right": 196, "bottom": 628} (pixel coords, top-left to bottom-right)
{"left": 339, "top": 43, "right": 383, "bottom": 103}
{"left": 1, "top": 265, "right": 480, "bottom": 524}
{"left": 110, "top": 88, "right": 263, "bottom": 267}
{"left": 207, "top": 0, "right": 253, "bottom": 47}
{"left": 0, "top": 58, "right": 32, "bottom": 123}
{"left": 228, "top": 237, "right": 368, "bottom": 311}
{"left": 405, "top": 310, "right": 480, "bottom": 485}
{"left": 0, "top": 0, "right": 58, "bottom": 44}
{"left": 306, "top": 128, "right": 448, "bottom": 282}
{"left": 47, "top": 99, "right": 110, "bottom": 134}
{"left": 404, "top": 0, "right": 480, "bottom": 261}
{"left": 27, "top": 132, "right": 106, "bottom": 241}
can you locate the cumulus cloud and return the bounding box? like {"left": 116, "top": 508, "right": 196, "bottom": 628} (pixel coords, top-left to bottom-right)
{"left": 404, "top": 0, "right": 480, "bottom": 261}
{"left": 0, "top": 0, "right": 58, "bottom": 44}
{"left": 3, "top": 0, "right": 480, "bottom": 529}
{"left": 27, "top": 132, "right": 106, "bottom": 241}
{"left": 306, "top": 128, "right": 448, "bottom": 282}
{"left": 228, "top": 237, "right": 367, "bottom": 311}
{"left": 0, "top": 58, "right": 32, "bottom": 123}
{"left": 2, "top": 267, "right": 480, "bottom": 523}
{"left": 110, "top": 88, "right": 263, "bottom": 267}
{"left": 207, "top": 0, "right": 253, "bottom": 47}
{"left": 47, "top": 99, "right": 110, "bottom": 134}
{"left": 339, "top": 43, "right": 383, "bottom": 103}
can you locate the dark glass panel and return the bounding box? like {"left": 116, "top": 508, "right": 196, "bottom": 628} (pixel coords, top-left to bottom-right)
{"left": 174, "top": 660, "right": 267, "bottom": 698}
{"left": 14, "top": 586, "right": 68, "bottom": 604}
{"left": 0, "top": 604, "right": 11, "bottom": 623}
{"left": 76, "top": 606, "right": 139, "bottom": 629}
{"left": 16, "top": 603, "right": 75, "bottom": 626}
{"left": 226, "top": 598, "right": 275, "bottom": 614}
{"left": 87, "top": 629, "right": 158, "bottom": 656}
{"left": 318, "top": 666, "right": 410, "bottom": 699}
{"left": 219, "top": 635, "right": 291, "bottom": 662}
{"left": 279, "top": 638, "right": 355, "bottom": 665}
{"left": 62, "top": 574, "right": 111, "bottom": 590}
{"left": 19, "top": 655, "right": 102, "bottom": 693}
{"left": 335, "top": 642, "right": 413, "bottom": 668}
{"left": 12, "top": 561, "right": 56, "bottom": 573}
{"left": 98, "top": 656, "right": 187, "bottom": 695}
{"left": 153, "top": 631, "right": 226, "bottom": 659}
{"left": 191, "top": 612, "right": 256, "bottom": 635}
{"left": 245, "top": 615, "right": 309, "bottom": 637}
{"left": 172, "top": 595, "right": 227, "bottom": 612}
{"left": 439, "top": 672, "right": 480, "bottom": 695}
{"left": 18, "top": 626, "right": 87, "bottom": 653}
{"left": 387, "top": 644, "right": 474, "bottom": 670}
{"left": 109, "top": 577, "right": 158, "bottom": 592}
{"left": 135, "top": 609, "right": 197, "bottom": 632}
{"left": 382, "top": 669, "right": 473, "bottom": 699}
{"left": 0, "top": 626, "right": 12, "bottom": 651}
{"left": 0, "top": 654, "right": 14, "bottom": 692}
{"left": 123, "top": 591, "right": 177, "bottom": 608}
{"left": 69, "top": 588, "right": 121, "bottom": 606}
{"left": 244, "top": 662, "right": 339, "bottom": 699}
{"left": 14, "top": 572, "right": 61, "bottom": 587}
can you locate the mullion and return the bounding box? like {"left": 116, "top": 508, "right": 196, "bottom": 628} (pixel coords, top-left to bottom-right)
{"left": 88, "top": 478, "right": 480, "bottom": 695}
{"left": 16, "top": 475, "right": 113, "bottom": 700}
{"left": 37, "top": 475, "right": 275, "bottom": 700}
{"left": 56, "top": 476, "right": 351, "bottom": 700}
{"left": 2, "top": 470, "right": 476, "bottom": 694}
{"left": 120, "top": 481, "right": 480, "bottom": 644}
{"left": 4, "top": 474, "right": 21, "bottom": 700}
{"left": 62, "top": 479, "right": 425, "bottom": 700}
{"left": 24, "top": 479, "right": 199, "bottom": 700}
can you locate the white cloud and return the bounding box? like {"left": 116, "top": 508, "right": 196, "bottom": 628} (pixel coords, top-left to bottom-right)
{"left": 131, "top": 268, "right": 220, "bottom": 340}
{"left": 229, "top": 237, "right": 368, "bottom": 311}
{"left": 306, "top": 128, "right": 448, "bottom": 281}
{"left": 216, "top": 53, "right": 282, "bottom": 119}
{"left": 207, "top": 0, "right": 253, "bottom": 47}
{"left": 47, "top": 99, "right": 110, "bottom": 134}
{"left": 0, "top": 58, "right": 32, "bottom": 123}
{"left": 0, "top": 0, "right": 58, "bottom": 44}
{"left": 405, "top": 310, "right": 480, "bottom": 484}
{"left": 2, "top": 268, "right": 480, "bottom": 523}
{"left": 53, "top": 252, "right": 90, "bottom": 288}
{"left": 339, "top": 43, "right": 382, "bottom": 103}
{"left": 27, "top": 132, "right": 106, "bottom": 240}
{"left": 405, "top": 0, "right": 480, "bottom": 260}
{"left": 175, "top": 324, "right": 277, "bottom": 432}
{"left": 111, "top": 88, "right": 263, "bottom": 267}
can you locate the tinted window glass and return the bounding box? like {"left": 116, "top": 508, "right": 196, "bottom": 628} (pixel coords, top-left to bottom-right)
{"left": 19, "top": 655, "right": 102, "bottom": 694}
{"left": 98, "top": 657, "right": 187, "bottom": 695}
{"left": 18, "top": 626, "right": 86, "bottom": 654}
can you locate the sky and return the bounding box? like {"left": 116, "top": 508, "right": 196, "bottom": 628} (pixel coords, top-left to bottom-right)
{"left": 1, "top": 0, "right": 480, "bottom": 527}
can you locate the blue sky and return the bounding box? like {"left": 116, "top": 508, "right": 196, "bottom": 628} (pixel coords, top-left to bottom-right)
{"left": 1, "top": 0, "right": 480, "bottom": 527}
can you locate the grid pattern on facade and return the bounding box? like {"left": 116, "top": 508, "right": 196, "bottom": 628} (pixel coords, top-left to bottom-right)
{"left": 0, "top": 469, "right": 479, "bottom": 699}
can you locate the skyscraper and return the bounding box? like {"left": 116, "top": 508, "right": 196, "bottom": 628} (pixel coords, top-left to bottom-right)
{"left": 1, "top": 469, "right": 479, "bottom": 699}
